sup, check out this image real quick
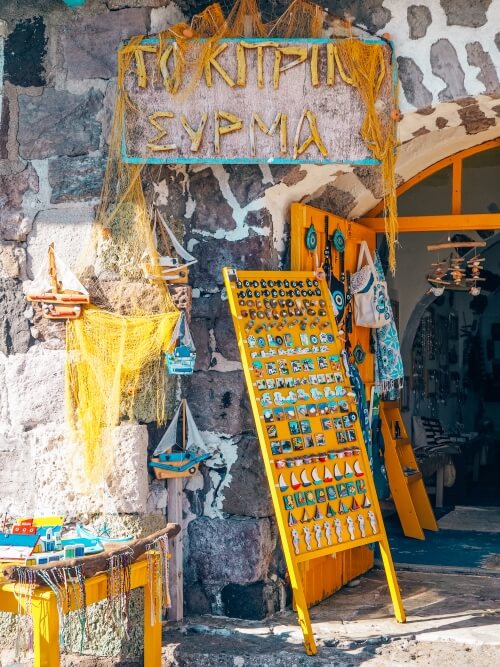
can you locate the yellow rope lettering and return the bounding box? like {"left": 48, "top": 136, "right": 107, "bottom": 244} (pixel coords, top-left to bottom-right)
{"left": 204, "top": 43, "right": 236, "bottom": 88}
{"left": 214, "top": 111, "right": 243, "bottom": 153}
{"left": 310, "top": 44, "right": 319, "bottom": 86}
{"left": 146, "top": 112, "right": 177, "bottom": 152}
{"left": 250, "top": 112, "right": 288, "bottom": 156}
{"left": 180, "top": 113, "right": 208, "bottom": 152}
{"left": 273, "top": 46, "right": 308, "bottom": 89}
{"left": 293, "top": 110, "right": 328, "bottom": 158}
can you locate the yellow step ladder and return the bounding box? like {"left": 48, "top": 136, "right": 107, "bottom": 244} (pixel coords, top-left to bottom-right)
{"left": 380, "top": 402, "right": 438, "bottom": 540}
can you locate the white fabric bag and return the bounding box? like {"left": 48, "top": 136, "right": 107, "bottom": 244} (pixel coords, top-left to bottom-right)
{"left": 351, "top": 241, "right": 389, "bottom": 329}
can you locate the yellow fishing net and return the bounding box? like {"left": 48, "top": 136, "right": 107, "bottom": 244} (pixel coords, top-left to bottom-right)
{"left": 67, "top": 0, "right": 400, "bottom": 480}
{"left": 66, "top": 309, "right": 179, "bottom": 481}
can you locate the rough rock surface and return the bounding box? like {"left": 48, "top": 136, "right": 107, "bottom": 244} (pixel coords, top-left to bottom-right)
{"left": 466, "top": 42, "right": 500, "bottom": 93}
{"left": 0, "top": 166, "right": 39, "bottom": 241}
{"left": 221, "top": 434, "right": 273, "bottom": 518}
{"left": 440, "top": 0, "right": 492, "bottom": 28}
{"left": 182, "top": 370, "right": 253, "bottom": 435}
{"left": 325, "top": 0, "right": 391, "bottom": 32}
{"left": 48, "top": 155, "right": 107, "bottom": 203}
{"left": 188, "top": 516, "right": 274, "bottom": 584}
{"left": 0, "top": 244, "right": 26, "bottom": 280}
{"left": 4, "top": 16, "right": 47, "bottom": 87}
{"left": 18, "top": 88, "right": 103, "bottom": 159}
{"left": 4, "top": 346, "right": 65, "bottom": 429}
{"left": 431, "top": 39, "right": 467, "bottom": 101}
{"left": 61, "top": 9, "right": 149, "bottom": 81}
{"left": 188, "top": 168, "right": 236, "bottom": 232}
{"left": 407, "top": 5, "right": 432, "bottom": 40}
{"left": 0, "top": 278, "right": 31, "bottom": 355}
{"left": 397, "top": 57, "right": 433, "bottom": 108}
{"left": 305, "top": 183, "right": 356, "bottom": 218}
{"left": 225, "top": 165, "right": 271, "bottom": 208}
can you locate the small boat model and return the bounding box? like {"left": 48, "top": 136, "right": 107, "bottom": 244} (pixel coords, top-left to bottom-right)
{"left": 143, "top": 207, "right": 197, "bottom": 284}
{"left": 76, "top": 523, "right": 133, "bottom": 545}
{"left": 166, "top": 311, "right": 197, "bottom": 375}
{"left": 149, "top": 399, "right": 210, "bottom": 479}
{"left": 27, "top": 243, "right": 89, "bottom": 319}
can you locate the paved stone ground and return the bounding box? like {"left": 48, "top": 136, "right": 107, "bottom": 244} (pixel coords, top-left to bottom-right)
{"left": 8, "top": 568, "right": 495, "bottom": 666}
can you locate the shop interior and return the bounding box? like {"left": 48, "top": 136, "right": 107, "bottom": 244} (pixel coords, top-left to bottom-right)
{"left": 379, "top": 141, "right": 500, "bottom": 562}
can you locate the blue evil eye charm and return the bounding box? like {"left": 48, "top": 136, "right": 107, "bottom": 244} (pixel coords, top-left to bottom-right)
{"left": 333, "top": 228, "right": 345, "bottom": 253}
{"left": 305, "top": 224, "right": 318, "bottom": 251}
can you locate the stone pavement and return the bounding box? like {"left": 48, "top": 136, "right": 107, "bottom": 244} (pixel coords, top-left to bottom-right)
{"left": 160, "top": 568, "right": 500, "bottom": 666}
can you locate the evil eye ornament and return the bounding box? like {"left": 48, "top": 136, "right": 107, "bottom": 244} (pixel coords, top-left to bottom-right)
{"left": 353, "top": 343, "right": 366, "bottom": 365}
{"left": 333, "top": 228, "right": 345, "bottom": 253}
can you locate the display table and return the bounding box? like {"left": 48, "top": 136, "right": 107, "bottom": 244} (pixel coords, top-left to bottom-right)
{"left": 0, "top": 553, "right": 162, "bottom": 667}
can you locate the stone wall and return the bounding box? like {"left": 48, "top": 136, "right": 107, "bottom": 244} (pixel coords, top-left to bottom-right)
{"left": 0, "top": 0, "right": 499, "bottom": 656}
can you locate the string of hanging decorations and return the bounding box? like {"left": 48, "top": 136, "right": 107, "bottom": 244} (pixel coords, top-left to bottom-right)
{"left": 427, "top": 238, "right": 486, "bottom": 296}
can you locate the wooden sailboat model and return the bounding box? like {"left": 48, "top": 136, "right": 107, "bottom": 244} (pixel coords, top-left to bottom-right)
{"left": 149, "top": 400, "right": 210, "bottom": 479}
{"left": 142, "top": 207, "right": 197, "bottom": 284}
{"left": 27, "top": 243, "right": 90, "bottom": 319}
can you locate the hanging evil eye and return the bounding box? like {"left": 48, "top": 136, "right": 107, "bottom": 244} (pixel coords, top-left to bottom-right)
{"left": 332, "top": 291, "right": 345, "bottom": 310}
{"left": 313, "top": 280, "right": 319, "bottom": 287}
{"left": 287, "top": 289, "right": 294, "bottom": 297}
{"left": 244, "top": 280, "right": 250, "bottom": 287}
{"left": 298, "top": 281, "right": 304, "bottom": 288}
{"left": 271, "top": 289, "right": 278, "bottom": 297}
{"left": 257, "top": 337, "right": 266, "bottom": 347}
{"left": 315, "top": 289, "right": 322, "bottom": 296}
{"left": 254, "top": 290, "right": 261, "bottom": 297}
{"left": 263, "top": 290, "right": 270, "bottom": 297}
{"left": 327, "top": 334, "right": 334, "bottom": 343}
{"left": 260, "top": 280, "right": 267, "bottom": 288}
{"left": 301, "top": 289, "right": 308, "bottom": 297}
{"left": 246, "top": 289, "right": 253, "bottom": 297}
{"left": 348, "top": 412, "right": 357, "bottom": 423}
{"left": 307, "top": 289, "right": 314, "bottom": 296}
{"left": 291, "top": 281, "right": 297, "bottom": 287}
{"left": 333, "top": 228, "right": 345, "bottom": 253}
{"left": 310, "top": 335, "right": 318, "bottom": 344}
{"left": 279, "top": 289, "right": 286, "bottom": 296}
{"left": 306, "top": 279, "right": 312, "bottom": 287}
{"left": 319, "top": 309, "right": 327, "bottom": 317}
{"left": 252, "top": 280, "right": 259, "bottom": 288}
{"left": 286, "top": 299, "right": 294, "bottom": 307}
{"left": 353, "top": 343, "right": 366, "bottom": 364}
{"left": 236, "top": 280, "right": 243, "bottom": 288}
{"left": 275, "top": 336, "right": 284, "bottom": 345}
{"left": 276, "top": 280, "right": 283, "bottom": 287}
{"left": 284, "top": 280, "right": 290, "bottom": 288}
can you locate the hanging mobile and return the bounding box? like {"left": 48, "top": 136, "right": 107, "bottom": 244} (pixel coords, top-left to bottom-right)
{"left": 330, "top": 226, "right": 346, "bottom": 325}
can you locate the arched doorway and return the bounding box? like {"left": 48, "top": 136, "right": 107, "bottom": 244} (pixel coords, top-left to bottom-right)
{"left": 359, "top": 139, "right": 500, "bottom": 562}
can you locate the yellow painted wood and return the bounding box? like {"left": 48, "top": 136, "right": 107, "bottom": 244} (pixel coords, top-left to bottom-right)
{"left": 0, "top": 555, "right": 163, "bottom": 667}
{"left": 291, "top": 203, "right": 376, "bottom": 606}
{"left": 358, "top": 213, "right": 500, "bottom": 233}
{"left": 364, "top": 137, "right": 500, "bottom": 218}
{"left": 380, "top": 402, "right": 438, "bottom": 537}
{"left": 223, "top": 267, "right": 405, "bottom": 653}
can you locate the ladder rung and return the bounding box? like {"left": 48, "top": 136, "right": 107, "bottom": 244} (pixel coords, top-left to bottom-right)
{"left": 405, "top": 471, "right": 422, "bottom": 483}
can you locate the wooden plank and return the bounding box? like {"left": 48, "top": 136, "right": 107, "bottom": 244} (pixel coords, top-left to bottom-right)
{"left": 167, "top": 477, "right": 184, "bottom": 622}
{"left": 122, "top": 38, "right": 393, "bottom": 165}
{"left": 359, "top": 213, "right": 500, "bottom": 232}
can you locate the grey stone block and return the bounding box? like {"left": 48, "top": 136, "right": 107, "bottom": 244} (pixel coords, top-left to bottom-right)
{"left": 440, "top": 0, "right": 492, "bottom": 28}
{"left": 398, "top": 56, "right": 433, "bottom": 108}
{"left": 48, "top": 154, "right": 106, "bottom": 203}
{"left": 407, "top": 5, "right": 432, "bottom": 40}
{"left": 181, "top": 370, "right": 253, "bottom": 435}
{"left": 61, "top": 9, "right": 149, "bottom": 80}
{"left": 0, "top": 166, "right": 39, "bottom": 241}
{"left": 431, "top": 39, "right": 467, "bottom": 101}
{"left": 18, "top": 88, "right": 103, "bottom": 159}
{"left": 188, "top": 168, "right": 235, "bottom": 232}
{"left": 188, "top": 516, "right": 275, "bottom": 584}
{"left": 0, "top": 278, "right": 31, "bottom": 355}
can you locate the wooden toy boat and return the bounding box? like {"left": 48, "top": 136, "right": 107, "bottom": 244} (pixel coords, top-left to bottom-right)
{"left": 27, "top": 243, "right": 89, "bottom": 319}
{"left": 142, "top": 207, "right": 197, "bottom": 284}
{"left": 149, "top": 399, "right": 210, "bottom": 479}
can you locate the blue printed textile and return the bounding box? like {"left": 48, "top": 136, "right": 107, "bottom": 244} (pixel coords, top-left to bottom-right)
{"left": 373, "top": 252, "right": 404, "bottom": 395}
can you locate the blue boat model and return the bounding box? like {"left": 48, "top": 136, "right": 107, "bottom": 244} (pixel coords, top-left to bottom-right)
{"left": 149, "top": 400, "right": 211, "bottom": 479}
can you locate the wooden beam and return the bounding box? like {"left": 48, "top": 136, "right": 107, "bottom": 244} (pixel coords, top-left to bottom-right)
{"left": 358, "top": 213, "right": 500, "bottom": 233}
{"left": 452, "top": 158, "right": 462, "bottom": 215}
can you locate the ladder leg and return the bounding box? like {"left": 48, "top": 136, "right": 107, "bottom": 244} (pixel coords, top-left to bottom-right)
{"left": 378, "top": 537, "right": 406, "bottom": 623}
{"left": 289, "top": 561, "right": 317, "bottom": 655}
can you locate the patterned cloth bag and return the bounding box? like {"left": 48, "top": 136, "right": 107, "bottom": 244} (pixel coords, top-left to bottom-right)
{"left": 351, "top": 241, "right": 390, "bottom": 328}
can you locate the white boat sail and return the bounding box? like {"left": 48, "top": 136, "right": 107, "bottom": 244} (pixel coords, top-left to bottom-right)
{"left": 143, "top": 207, "right": 197, "bottom": 282}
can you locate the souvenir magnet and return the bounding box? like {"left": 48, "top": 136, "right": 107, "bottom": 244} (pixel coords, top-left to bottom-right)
{"left": 303, "top": 526, "right": 312, "bottom": 551}
{"left": 314, "top": 523, "right": 323, "bottom": 548}
{"left": 357, "top": 514, "right": 366, "bottom": 537}
{"left": 346, "top": 516, "right": 355, "bottom": 541}
{"left": 334, "top": 518, "right": 343, "bottom": 543}
{"left": 324, "top": 520, "right": 333, "bottom": 544}
{"left": 291, "top": 528, "right": 300, "bottom": 554}
{"left": 368, "top": 510, "right": 378, "bottom": 534}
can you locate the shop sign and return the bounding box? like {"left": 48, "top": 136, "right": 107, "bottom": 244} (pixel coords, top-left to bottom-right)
{"left": 121, "top": 38, "right": 393, "bottom": 165}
